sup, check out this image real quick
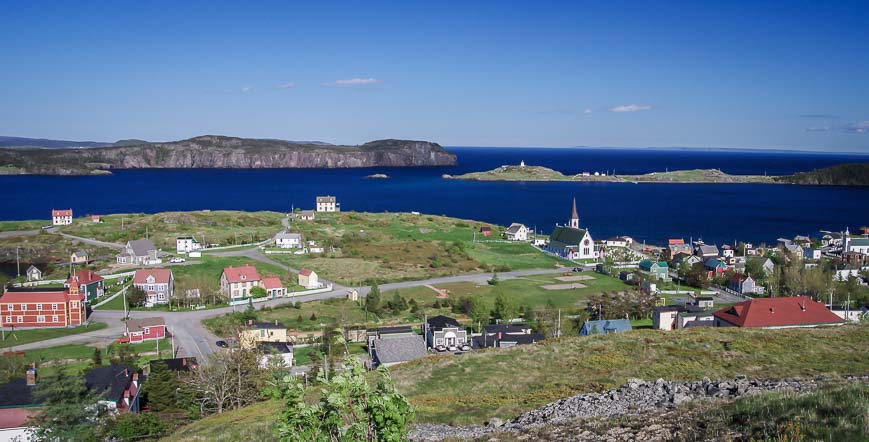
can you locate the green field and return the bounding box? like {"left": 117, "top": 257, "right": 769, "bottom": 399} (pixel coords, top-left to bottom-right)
{"left": 0, "top": 218, "right": 45, "bottom": 232}
{"left": 57, "top": 210, "right": 286, "bottom": 250}
{"left": 389, "top": 324, "right": 869, "bottom": 425}
{"left": 0, "top": 322, "right": 107, "bottom": 348}
{"left": 0, "top": 231, "right": 119, "bottom": 280}
{"left": 269, "top": 211, "right": 569, "bottom": 285}
{"left": 161, "top": 399, "right": 282, "bottom": 442}
{"left": 5, "top": 338, "right": 171, "bottom": 379}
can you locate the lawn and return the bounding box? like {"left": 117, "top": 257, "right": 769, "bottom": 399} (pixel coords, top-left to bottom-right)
{"left": 58, "top": 210, "right": 286, "bottom": 250}
{"left": 389, "top": 324, "right": 869, "bottom": 425}
{"left": 162, "top": 399, "right": 282, "bottom": 442}
{"left": 5, "top": 338, "right": 171, "bottom": 378}
{"left": 268, "top": 211, "right": 570, "bottom": 285}
{"left": 0, "top": 322, "right": 107, "bottom": 348}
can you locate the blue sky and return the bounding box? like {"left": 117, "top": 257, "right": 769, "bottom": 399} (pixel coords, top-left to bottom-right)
{"left": 1, "top": 1, "right": 867, "bottom": 151}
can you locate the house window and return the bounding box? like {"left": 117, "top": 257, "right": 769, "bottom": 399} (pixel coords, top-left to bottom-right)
{"left": 16, "top": 316, "right": 23, "bottom": 323}
{"left": 4, "top": 316, "right": 9, "bottom": 323}
{"left": 144, "top": 327, "right": 150, "bottom": 334}
{"left": 6, "top": 304, "right": 10, "bottom": 311}
{"left": 52, "top": 315, "right": 59, "bottom": 322}
{"left": 36, "top": 304, "right": 42, "bottom": 311}
{"left": 37, "top": 316, "right": 45, "bottom": 323}
{"left": 158, "top": 293, "right": 165, "bottom": 300}
{"left": 51, "top": 303, "right": 58, "bottom": 310}
{"left": 260, "top": 329, "right": 266, "bottom": 338}
{"left": 71, "top": 301, "right": 78, "bottom": 308}
{"left": 20, "top": 304, "right": 26, "bottom": 311}
{"left": 148, "top": 285, "right": 155, "bottom": 292}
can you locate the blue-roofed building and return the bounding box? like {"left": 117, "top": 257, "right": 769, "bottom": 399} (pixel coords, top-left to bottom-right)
{"left": 704, "top": 258, "right": 728, "bottom": 275}
{"left": 579, "top": 319, "right": 632, "bottom": 336}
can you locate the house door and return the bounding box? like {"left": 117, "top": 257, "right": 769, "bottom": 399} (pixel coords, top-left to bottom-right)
{"left": 446, "top": 337, "right": 455, "bottom": 346}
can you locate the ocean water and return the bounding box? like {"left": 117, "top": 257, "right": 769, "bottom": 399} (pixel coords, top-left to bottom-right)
{"left": 2, "top": 147, "right": 868, "bottom": 246}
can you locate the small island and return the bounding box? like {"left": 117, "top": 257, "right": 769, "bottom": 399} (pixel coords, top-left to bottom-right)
{"left": 446, "top": 162, "right": 869, "bottom": 186}
{"left": 365, "top": 173, "right": 390, "bottom": 179}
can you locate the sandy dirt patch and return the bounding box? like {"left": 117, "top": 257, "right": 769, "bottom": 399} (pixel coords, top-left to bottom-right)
{"left": 555, "top": 275, "right": 596, "bottom": 282}
{"left": 541, "top": 283, "right": 587, "bottom": 290}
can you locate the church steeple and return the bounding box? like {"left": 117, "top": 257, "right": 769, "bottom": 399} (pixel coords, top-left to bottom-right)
{"left": 569, "top": 197, "right": 579, "bottom": 229}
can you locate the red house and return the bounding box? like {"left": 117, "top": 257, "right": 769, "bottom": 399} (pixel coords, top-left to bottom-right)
{"left": 713, "top": 296, "right": 844, "bottom": 329}
{"left": 480, "top": 226, "right": 492, "bottom": 237}
{"left": 0, "top": 282, "right": 86, "bottom": 327}
{"left": 123, "top": 317, "right": 166, "bottom": 343}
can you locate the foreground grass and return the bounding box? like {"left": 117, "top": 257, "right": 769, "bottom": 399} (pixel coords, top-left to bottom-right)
{"left": 390, "top": 324, "right": 869, "bottom": 425}
{"left": 0, "top": 322, "right": 107, "bottom": 348}
{"left": 161, "top": 399, "right": 282, "bottom": 442}
{"left": 695, "top": 383, "right": 869, "bottom": 441}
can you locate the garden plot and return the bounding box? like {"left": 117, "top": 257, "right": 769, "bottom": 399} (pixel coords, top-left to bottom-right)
{"left": 541, "top": 283, "right": 588, "bottom": 290}
{"left": 555, "top": 275, "right": 596, "bottom": 282}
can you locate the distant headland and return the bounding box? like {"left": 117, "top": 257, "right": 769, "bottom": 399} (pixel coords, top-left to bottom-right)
{"left": 0, "top": 135, "right": 456, "bottom": 175}
{"left": 444, "top": 162, "right": 869, "bottom": 186}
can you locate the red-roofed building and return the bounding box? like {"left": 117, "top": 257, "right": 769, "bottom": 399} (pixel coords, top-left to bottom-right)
{"left": 0, "top": 284, "right": 86, "bottom": 328}
{"left": 220, "top": 265, "right": 261, "bottom": 302}
{"left": 66, "top": 269, "right": 104, "bottom": 303}
{"left": 713, "top": 296, "right": 843, "bottom": 329}
{"left": 261, "top": 276, "right": 286, "bottom": 298}
{"left": 668, "top": 239, "right": 685, "bottom": 245}
{"left": 132, "top": 269, "right": 174, "bottom": 307}
{"left": 123, "top": 317, "right": 166, "bottom": 343}
{"left": 51, "top": 208, "right": 73, "bottom": 226}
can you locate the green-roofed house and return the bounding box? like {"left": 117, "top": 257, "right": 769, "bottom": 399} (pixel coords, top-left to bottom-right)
{"left": 639, "top": 259, "right": 669, "bottom": 280}
{"left": 545, "top": 198, "right": 597, "bottom": 260}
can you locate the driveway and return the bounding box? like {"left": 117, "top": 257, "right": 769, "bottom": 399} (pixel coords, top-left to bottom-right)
{"left": 53, "top": 231, "right": 125, "bottom": 250}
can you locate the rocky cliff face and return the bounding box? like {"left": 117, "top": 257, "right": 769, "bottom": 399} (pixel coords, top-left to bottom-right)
{"left": 0, "top": 135, "right": 457, "bottom": 175}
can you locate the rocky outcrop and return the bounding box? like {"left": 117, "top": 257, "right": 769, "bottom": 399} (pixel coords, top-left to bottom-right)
{"left": 0, "top": 135, "right": 456, "bottom": 175}
{"left": 410, "top": 375, "right": 869, "bottom": 441}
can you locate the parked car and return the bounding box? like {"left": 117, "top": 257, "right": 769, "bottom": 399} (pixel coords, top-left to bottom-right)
{"left": 572, "top": 267, "right": 582, "bottom": 272}
{"left": 215, "top": 340, "right": 228, "bottom": 348}
{"left": 41, "top": 225, "right": 52, "bottom": 230}
{"left": 170, "top": 257, "right": 186, "bottom": 263}
{"left": 460, "top": 343, "right": 471, "bottom": 352}
{"left": 434, "top": 345, "right": 447, "bottom": 352}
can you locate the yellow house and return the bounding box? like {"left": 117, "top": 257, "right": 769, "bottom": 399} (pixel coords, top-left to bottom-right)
{"left": 239, "top": 320, "right": 291, "bottom": 349}
{"left": 298, "top": 268, "right": 319, "bottom": 289}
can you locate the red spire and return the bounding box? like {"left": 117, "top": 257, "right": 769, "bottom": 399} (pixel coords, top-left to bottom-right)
{"left": 571, "top": 197, "right": 579, "bottom": 220}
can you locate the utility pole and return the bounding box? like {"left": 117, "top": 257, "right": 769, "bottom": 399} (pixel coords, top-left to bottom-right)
{"left": 16, "top": 247, "right": 20, "bottom": 278}
{"left": 123, "top": 287, "right": 128, "bottom": 320}
{"left": 557, "top": 309, "right": 562, "bottom": 338}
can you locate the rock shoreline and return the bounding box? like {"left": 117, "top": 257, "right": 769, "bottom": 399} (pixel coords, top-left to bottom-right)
{"left": 410, "top": 375, "right": 869, "bottom": 441}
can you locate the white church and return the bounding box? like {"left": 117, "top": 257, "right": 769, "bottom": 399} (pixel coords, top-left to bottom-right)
{"left": 546, "top": 198, "right": 597, "bottom": 260}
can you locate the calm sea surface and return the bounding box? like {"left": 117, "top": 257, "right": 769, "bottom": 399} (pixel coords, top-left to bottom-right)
{"left": 2, "top": 147, "right": 868, "bottom": 245}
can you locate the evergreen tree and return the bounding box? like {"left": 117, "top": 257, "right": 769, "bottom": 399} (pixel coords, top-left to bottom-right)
{"left": 91, "top": 347, "right": 103, "bottom": 368}
{"left": 145, "top": 361, "right": 178, "bottom": 412}
{"left": 365, "top": 283, "right": 381, "bottom": 314}
{"left": 31, "top": 371, "right": 104, "bottom": 441}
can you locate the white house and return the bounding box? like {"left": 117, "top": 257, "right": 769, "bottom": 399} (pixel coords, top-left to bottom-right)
{"left": 275, "top": 233, "right": 303, "bottom": 249}
{"left": 51, "top": 208, "right": 73, "bottom": 226}
{"left": 176, "top": 236, "right": 201, "bottom": 254}
{"left": 845, "top": 231, "right": 869, "bottom": 254}
{"left": 316, "top": 196, "right": 338, "bottom": 212}
{"left": 504, "top": 223, "right": 529, "bottom": 241}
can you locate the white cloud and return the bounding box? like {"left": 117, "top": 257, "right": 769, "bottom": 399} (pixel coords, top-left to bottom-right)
{"left": 583, "top": 109, "right": 594, "bottom": 114}
{"left": 241, "top": 85, "right": 255, "bottom": 93}
{"left": 276, "top": 82, "right": 296, "bottom": 89}
{"left": 322, "top": 78, "right": 382, "bottom": 87}
{"left": 846, "top": 121, "right": 869, "bottom": 134}
{"left": 805, "top": 126, "right": 831, "bottom": 132}
{"left": 609, "top": 104, "right": 653, "bottom": 113}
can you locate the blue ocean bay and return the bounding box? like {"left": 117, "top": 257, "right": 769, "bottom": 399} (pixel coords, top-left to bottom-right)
{"left": 2, "top": 147, "right": 867, "bottom": 246}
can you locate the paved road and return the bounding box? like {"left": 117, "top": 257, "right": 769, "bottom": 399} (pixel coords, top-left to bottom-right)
{"left": 9, "top": 266, "right": 575, "bottom": 361}
{"left": 53, "top": 231, "right": 125, "bottom": 250}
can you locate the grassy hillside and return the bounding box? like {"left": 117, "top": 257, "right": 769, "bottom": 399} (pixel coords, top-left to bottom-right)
{"left": 59, "top": 210, "right": 285, "bottom": 250}
{"left": 161, "top": 400, "right": 282, "bottom": 442}
{"left": 390, "top": 324, "right": 869, "bottom": 425}
{"left": 270, "top": 211, "right": 569, "bottom": 285}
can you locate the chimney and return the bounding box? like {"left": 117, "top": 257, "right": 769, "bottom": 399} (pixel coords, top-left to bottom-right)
{"left": 498, "top": 331, "right": 502, "bottom": 340}
{"left": 132, "top": 373, "right": 139, "bottom": 387}
{"left": 26, "top": 364, "right": 37, "bottom": 386}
